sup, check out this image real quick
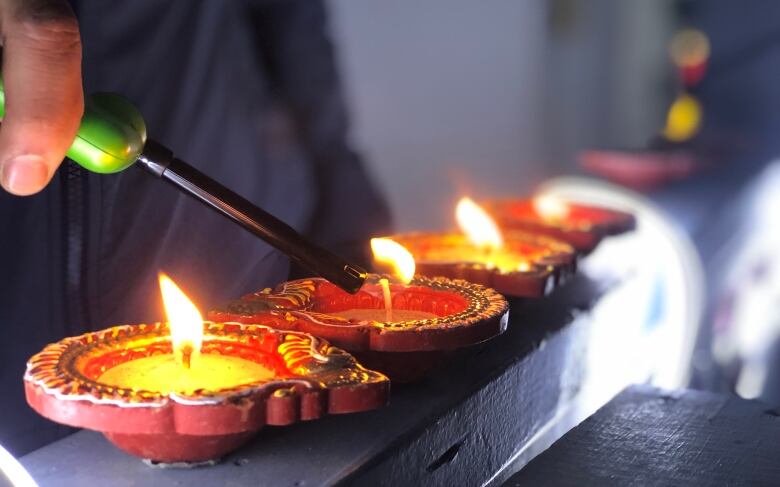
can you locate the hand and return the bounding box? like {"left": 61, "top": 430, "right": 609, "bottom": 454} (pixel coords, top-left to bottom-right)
{"left": 0, "top": 0, "right": 82, "bottom": 196}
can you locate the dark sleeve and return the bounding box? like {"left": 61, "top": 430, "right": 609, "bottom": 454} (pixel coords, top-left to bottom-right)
{"left": 245, "top": 0, "right": 391, "bottom": 266}
{"left": 246, "top": 0, "right": 355, "bottom": 167}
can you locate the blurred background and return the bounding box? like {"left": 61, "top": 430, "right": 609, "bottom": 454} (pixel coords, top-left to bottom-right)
{"left": 330, "top": 0, "right": 669, "bottom": 232}
{"left": 327, "top": 0, "right": 780, "bottom": 405}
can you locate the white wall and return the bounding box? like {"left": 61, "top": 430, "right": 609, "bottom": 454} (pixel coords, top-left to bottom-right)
{"left": 329, "top": 0, "right": 548, "bottom": 231}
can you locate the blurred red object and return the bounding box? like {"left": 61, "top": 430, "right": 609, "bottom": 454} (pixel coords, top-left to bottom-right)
{"left": 579, "top": 149, "right": 700, "bottom": 190}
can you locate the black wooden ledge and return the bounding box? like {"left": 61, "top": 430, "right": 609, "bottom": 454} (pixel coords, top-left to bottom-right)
{"left": 506, "top": 384, "right": 780, "bottom": 487}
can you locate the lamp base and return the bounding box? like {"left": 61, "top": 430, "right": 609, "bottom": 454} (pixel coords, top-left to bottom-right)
{"left": 104, "top": 431, "right": 256, "bottom": 464}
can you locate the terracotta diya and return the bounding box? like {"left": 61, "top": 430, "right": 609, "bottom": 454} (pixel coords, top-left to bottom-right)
{"left": 483, "top": 195, "right": 636, "bottom": 254}
{"left": 381, "top": 198, "right": 577, "bottom": 297}
{"left": 24, "top": 275, "right": 388, "bottom": 464}
{"left": 210, "top": 248, "right": 509, "bottom": 382}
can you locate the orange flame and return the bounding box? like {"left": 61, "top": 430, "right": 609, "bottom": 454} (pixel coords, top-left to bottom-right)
{"left": 159, "top": 273, "right": 203, "bottom": 369}
{"left": 456, "top": 197, "right": 503, "bottom": 251}
{"left": 371, "top": 238, "right": 415, "bottom": 284}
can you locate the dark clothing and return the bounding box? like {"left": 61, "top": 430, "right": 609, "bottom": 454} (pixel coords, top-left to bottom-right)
{"left": 0, "top": 0, "right": 389, "bottom": 454}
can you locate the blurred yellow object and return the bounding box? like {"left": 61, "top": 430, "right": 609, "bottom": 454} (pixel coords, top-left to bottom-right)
{"left": 663, "top": 94, "right": 702, "bottom": 142}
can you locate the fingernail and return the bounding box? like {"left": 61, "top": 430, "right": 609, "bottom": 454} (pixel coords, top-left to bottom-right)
{"left": 1, "top": 155, "right": 48, "bottom": 195}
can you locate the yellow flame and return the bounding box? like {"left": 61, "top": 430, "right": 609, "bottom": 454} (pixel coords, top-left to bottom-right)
{"left": 159, "top": 273, "right": 203, "bottom": 368}
{"left": 370, "top": 238, "right": 415, "bottom": 284}
{"left": 533, "top": 194, "right": 570, "bottom": 221}
{"left": 455, "top": 197, "right": 503, "bottom": 251}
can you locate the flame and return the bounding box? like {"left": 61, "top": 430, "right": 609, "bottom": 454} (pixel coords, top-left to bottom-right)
{"left": 159, "top": 273, "right": 203, "bottom": 368}
{"left": 533, "top": 194, "right": 570, "bottom": 221}
{"left": 455, "top": 197, "right": 503, "bottom": 251}
{"left": 371, "top": 238, "right": 415, "bottom": 284}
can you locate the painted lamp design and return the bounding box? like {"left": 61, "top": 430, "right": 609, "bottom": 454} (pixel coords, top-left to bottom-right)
{"left": 24, "top": 275, "right": 389, "bottom": 464}
{"left": 211, "top": 240, "right": 510, "bottom": 382}
{"left": 382, "top": 198, "right": 577, "bottom": 298}
{"left": 483, "top": 195, "right": 636, "bottom": 254}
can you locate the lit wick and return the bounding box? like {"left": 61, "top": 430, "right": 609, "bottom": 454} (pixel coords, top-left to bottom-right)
{"left": 370, "top": 238, "right": 416, "bottom": 323}
{"left": 159, "top": 273, "right": 204, "bottom": 371}
{"left": 181, "top": 343, "right": 194, "bottom": 370}
{"left": 379, "top": 278, "right": 393, "bottom": 322}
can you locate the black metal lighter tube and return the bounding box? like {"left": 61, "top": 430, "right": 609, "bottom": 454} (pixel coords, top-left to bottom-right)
{"left": 137, "top": 140, "right": 367, "bottom": 293}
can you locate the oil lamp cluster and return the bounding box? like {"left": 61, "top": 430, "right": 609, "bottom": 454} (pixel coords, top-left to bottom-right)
{"left": 23, "top": 192, "right": 632, "bottom": 466}
{"left": 210, "top": 195, "right": 633, "bottom": 383}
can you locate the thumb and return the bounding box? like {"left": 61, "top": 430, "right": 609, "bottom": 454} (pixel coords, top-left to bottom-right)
{"left": 0, "top": 0, "right": 83, "bottom": 196}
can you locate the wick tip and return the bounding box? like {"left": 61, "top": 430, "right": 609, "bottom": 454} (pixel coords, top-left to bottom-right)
{"left": 181, "top": 344, "right": 193, "bottom": 369}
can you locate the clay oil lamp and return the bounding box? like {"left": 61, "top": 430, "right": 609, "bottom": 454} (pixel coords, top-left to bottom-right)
{"left": 210, "top": 240, "right": 509, "bottom": 382}
{"left": 24, "top": 274, "right": 389, "bottom": 465}
{"left": 384, "top": 198, "right": 577, "bottom": 298}
{"left": 483, "top": 194, "right": 636, "bottom": 254}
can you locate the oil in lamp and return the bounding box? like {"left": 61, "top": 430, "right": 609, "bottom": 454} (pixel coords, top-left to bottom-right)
{"left": 383, "top": 198, "right": 577, "bottom": 298}
{"left": 483, "top": 195, "right": 636, "bottom": 254}
{"left": 210, "top": 241, "right": 510, "bottom": 382}
{"left": 24, "top": 274, "right": 389, "bottom": 465}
